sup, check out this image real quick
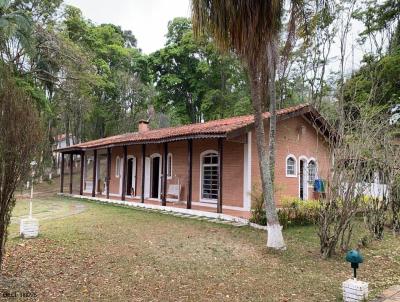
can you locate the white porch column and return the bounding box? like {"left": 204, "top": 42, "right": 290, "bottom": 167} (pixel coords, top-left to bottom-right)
{"left": 243, "top": 131, "right": 252, "bottom": 210}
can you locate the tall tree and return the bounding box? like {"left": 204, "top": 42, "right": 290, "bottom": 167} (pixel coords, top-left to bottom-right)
{"left": 192, "top": 0, "right": 290, "bottom": 249}
{"left": 150, "top": 17, "right": 250, "bottom": 125}
{"left": 0, "top": 67, "right": 42, "bottom": 269}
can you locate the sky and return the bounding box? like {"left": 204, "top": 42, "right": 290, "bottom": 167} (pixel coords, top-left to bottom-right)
{"left": 62, "top": 0, "right": 367, "bottom": 74}
{"left": 63, "top": 0, "right": 191, "bottom": 54}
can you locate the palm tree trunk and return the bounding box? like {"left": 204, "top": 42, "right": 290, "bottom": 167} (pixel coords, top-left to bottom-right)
{"left": 267, "top": 42, "right": 277, "bottom": 183}
{"left": 265, "top": 41, "right": 285, "bottom": 249}
{"left": 248, "top": 61, "right": 285, "bottom": 250}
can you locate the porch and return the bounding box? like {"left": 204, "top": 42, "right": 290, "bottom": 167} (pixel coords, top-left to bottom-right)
{"left": 58, "top": 131, "right": 252, "bottom": 216}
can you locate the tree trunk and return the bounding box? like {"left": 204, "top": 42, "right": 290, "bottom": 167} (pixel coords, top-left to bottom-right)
{"left": 248, "top": 61, "right": 285, "bottom": 250}
{"left": 267, "top": 42, "right": 277, "bottom": 184}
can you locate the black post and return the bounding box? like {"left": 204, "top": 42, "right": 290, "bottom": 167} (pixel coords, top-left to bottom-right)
{"left": 79, "top": 151, "right": 85, "bottom": 195}
{"left": 92, "top": 150, "right": 97, "bottom": 197}
{"left": 351, "top": 263, "right": 359, "bottom": 279}
{"left": 69, "top": 153, "right": 73, "bottom": 194}
{"left": 106, "top": 148, "right": 111, "bottom": 199}
{"left": 121, "top": 146, "right": 127, "bottom": 201}
{"left": 60, "top": 153, "right": 65, "bottom": 193}
{"left": 162, "top": 142, "right": 168, "bottom": 206}
{"left": 217, "top": 138, "right": 224, "bottom": 213}
{"left": 141, "top": 144, "right": 146, "bottom": 203}
{"left": 187, "top": 139, "right": 193, "bottom": 209}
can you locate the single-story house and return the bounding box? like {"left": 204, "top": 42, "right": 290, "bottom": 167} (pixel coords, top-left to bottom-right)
{"left": 57, "top": 104, "right": 334, "bottom": 216}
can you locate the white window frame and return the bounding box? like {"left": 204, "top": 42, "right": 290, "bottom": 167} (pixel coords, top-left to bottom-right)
{"left": 307, "top": 158, "right": 317, "bottom": 186}
{"left": 115, "top": 156, "right": 121, "bottom": 178}
{"left": 285, "top": 154, "right": 297, "bottom": 177}
{"left": 199, "top": 150, "right": 219, "bottom": 203}
{"left": 167, "top": 153, "right": 173, "bottom": 179}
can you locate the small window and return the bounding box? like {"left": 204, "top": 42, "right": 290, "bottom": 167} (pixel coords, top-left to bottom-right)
{"left": 167, "top": 153, "right": 172, "bottom": 178}
{"left": 286, "top": 156, "right": 296, "bottom": 177}
{"left": 116, "top": 156, "right": 120, "bottom": 177}
{"left": 308, "top": 160, "right": 317, "bottom": 183}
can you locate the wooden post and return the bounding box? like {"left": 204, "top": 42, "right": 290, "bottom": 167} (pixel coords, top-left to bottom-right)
{"left": 121, "top": 145, "right": 127, "bottom": 201}
{"left": 162, "top": 142, "right": 168, "bottom": 206}
{"left": 187, "top": 139, "right": 193, "bottom": 209}
{"left": 60, "top": 153, "right": 65, "bottom": 193}
{"left": 79, "top": 151, "right": 85, "bottom": 195}
{"left": 217, "top": 138, "right": 224, "bottom": 213}
{"left": 106, "top": 148, "right": 111, "bottom": 199}
{"left": 92, "top": 150, "right": 97, "bottom": 197}
{"left": 69, "top": 153, "right": 73, "bottom": 194}
{"left": 141, "top": 144, "right": 146, "bottom": 203}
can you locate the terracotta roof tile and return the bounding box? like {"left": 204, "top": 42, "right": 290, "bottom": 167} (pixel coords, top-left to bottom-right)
{"left": 58, "top": 104, "right": 312, "bottom": 152}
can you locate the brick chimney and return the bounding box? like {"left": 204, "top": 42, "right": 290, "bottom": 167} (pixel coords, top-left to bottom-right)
{"left": 138, "top": 120, "right": 149, "bottom": 133}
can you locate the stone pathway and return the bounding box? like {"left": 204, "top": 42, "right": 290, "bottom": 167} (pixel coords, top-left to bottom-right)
{"left": 373, "top": 285, "right": 400, "bottom": 302}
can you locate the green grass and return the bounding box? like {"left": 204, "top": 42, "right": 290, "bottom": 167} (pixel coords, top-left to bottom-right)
{"left": 2, "top": 194, "right": 400, "bottom": 301}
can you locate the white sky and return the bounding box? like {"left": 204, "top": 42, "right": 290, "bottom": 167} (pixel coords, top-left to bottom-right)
{"left": 63, "top": 0, "right": 191, "bottom": 54}
{"left": 62, "top": 0, "right": 367, "bottom": 75}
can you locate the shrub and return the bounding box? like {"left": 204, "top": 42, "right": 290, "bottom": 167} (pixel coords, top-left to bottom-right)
{"left": 249, "top": 192, "right": 267, "bottom": 226}
{"left": 249, "top": 193, "right": 320, "bottom": 228}
{"left": 278, "top": 197, "right": 320, "bottom": 228}
{"left": 362, "top": 195, "right": 388, "bottom": 240}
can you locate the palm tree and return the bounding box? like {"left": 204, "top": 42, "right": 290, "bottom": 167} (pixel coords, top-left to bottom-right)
{"left": 0, "top": 0, "right": 31, "bottom": 52}
{"left": 191, "top": 0, "right": 288, "bottom": 249}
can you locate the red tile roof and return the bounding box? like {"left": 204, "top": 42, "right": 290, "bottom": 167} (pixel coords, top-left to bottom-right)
{"left": 58, "top": 104, "right": 332, "bottom": 152}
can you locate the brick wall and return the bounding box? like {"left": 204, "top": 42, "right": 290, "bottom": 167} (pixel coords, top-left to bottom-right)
{"left": 251, "top": 116, "right": 331, "bottom": 206}
{"left": 101, "top": 114, "right": 330, "bottom": 209}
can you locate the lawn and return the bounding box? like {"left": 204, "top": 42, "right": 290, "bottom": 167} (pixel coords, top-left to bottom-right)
{"left": 2, "top": 192, "right": 400, "bottom": 301}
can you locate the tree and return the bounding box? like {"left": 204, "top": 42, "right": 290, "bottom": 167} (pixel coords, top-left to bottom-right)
{"left": 192, "top": 0, "right": 290, "bottom": 249}
{"left": 0, "top": 67, "right": 42, "bottom": 269}
{"left": 62, "top": 5, "right": 152, "bottom": 139}
{"left": 150, "top": 18, "right": 250, "bottom": 125}
{"left": 0, "top": 0, "right": 32, "bottom": 56}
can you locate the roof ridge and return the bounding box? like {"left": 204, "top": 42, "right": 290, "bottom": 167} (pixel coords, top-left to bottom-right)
{"left": 110, "top": 103, "right": 310, "bottom": 136}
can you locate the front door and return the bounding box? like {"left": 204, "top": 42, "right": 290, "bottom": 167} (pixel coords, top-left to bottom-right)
{"left": 151, "top": 157, "right": 160, "bottom": 198}
{"left": 126, "top": 157, "right": 136, "bottom": 196}
{"left": 299, "top": 159, "right": 308, "bottom": 200}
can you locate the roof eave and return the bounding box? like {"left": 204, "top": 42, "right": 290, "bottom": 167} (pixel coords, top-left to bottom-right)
{"left": 56, "top": 133, "right": 227, "bottom": 153}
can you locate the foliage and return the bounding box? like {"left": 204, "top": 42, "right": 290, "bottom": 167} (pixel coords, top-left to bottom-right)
{"left": 149, "top": 18, "right": 250, "bottom": 125}
{"left": 390, "top": 174, "right": 400, "bottom": 233}
{"left": 0, "top": 0, "right": 32, "bottom": 52}
{"left": 62, "top": 6, "right": 152, "bottom": 139}
{"left": 317, "top": 104, "right": 398, "bottom": 258}
{"left": 249, "top": 193, "right": 320, "bottom": 229}
{"left": 278, "top": 197, "right": 320, "bottom": 229}
{"left": 249, "top": 191, "right": 267, "bottom": 226}
{"left": 362, "top": 196, "right": 388, "bottom": 240}
{"left": 0, "top": 67, "right": 42, "bottom": 269}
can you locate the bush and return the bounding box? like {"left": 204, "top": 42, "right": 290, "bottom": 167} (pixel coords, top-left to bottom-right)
{"left": 249, "top": 192, "right": 267, "bottom": 226}
{"left": 278, "top": 197, "right": 320, "bottom": 228}
{"left": 249, "top": 193, "right": 320, "bottom": 228}
{"left": 361, "top": 195, "right": 388, "bottom": 240}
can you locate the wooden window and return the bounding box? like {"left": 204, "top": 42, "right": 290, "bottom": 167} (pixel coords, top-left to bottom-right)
{"left": 201, "top": 152, "right": 219, "bottom": 200}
